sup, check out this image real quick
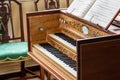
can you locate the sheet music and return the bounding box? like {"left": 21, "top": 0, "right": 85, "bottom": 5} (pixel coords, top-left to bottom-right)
{"left": 67, "top": 0, "right": 96, "bottom": 18}
{"left": 83, "top": 0, "right": 120, "bottom": 28}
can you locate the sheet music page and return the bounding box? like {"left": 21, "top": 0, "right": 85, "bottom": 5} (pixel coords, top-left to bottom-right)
{"left": 83, "top": 0, "right": 120, "bottom": 28}
{"left": 67, "top": 0, "right": 96, "bottom": 18}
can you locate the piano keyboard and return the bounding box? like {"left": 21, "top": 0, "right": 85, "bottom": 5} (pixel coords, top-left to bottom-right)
{"left": 54, "top": 33, "right": 76, "bottom": 46}
{"left": 50, "top": 33, "right": 76, "bottom": 51}
{"left": 34, "top": 43, "right": 77, "bottom": 77}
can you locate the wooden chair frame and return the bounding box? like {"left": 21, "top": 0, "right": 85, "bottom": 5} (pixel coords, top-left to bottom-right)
{"left": 0, "top": 0, "right": 40, "bottom": 79}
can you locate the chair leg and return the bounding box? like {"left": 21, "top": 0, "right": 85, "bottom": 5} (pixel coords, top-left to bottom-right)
{"left": 20, "top": 61, "right": 40, "bottom": 80}
{"left": 20, "top": 61, "right": 26, "bottom": 78}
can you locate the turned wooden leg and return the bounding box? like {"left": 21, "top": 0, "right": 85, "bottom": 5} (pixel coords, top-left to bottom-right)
{"left": 46, "top": 71, "right": 51, "bottom": 80}
{"left": 20, "top": 61, "right": 26, "bottom": 78}
{"left": 40, "top": 66, "right": 45, "bottom": 80}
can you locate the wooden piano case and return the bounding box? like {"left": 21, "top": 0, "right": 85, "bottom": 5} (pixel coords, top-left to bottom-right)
{"left": 27, "top": 10, "right": 120, "bottom": 80}
{"left": 77, "top": 35, "right": 120, "bottom": 80}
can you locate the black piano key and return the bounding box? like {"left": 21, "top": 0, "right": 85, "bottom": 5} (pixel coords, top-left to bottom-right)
{"left": 39, "top": 43, "right": 77, "bottom": 71}
{"left": 73, "top": 67, "right": 77, "bottom": 71}
{"left": 54, "top": 33, "right": 76, "bottom": 46}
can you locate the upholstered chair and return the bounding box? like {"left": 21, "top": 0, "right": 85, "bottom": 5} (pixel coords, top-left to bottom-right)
{"left": 0, "top": 0, "right": 40, "bottom": 79}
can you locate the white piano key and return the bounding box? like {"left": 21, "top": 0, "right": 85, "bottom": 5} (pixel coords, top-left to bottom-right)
{"left": 50, "top": 34, "right": 76, "bottom": 51}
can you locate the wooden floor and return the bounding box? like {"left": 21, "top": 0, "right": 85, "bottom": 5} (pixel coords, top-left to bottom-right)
{"left": 6, "top": 71, "right": 41, "bottom": 80}
{"left": 6, "top": 71, "right": 57, "bottom": 80}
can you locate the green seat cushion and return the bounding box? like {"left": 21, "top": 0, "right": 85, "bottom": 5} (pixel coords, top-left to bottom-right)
{"left": 0, "top": 42, "right": 29, "bottom": 62}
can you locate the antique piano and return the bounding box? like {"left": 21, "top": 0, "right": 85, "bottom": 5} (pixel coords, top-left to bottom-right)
{"left": 27, "top": 9, "right": 120, "bottom": 80}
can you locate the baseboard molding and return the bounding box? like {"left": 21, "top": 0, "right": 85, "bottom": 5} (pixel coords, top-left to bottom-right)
{"left": 0, "top": 59, "right": 38, "bottom": 75}
{"left": 0, "top": 59, "right": 40, "bottom": 79}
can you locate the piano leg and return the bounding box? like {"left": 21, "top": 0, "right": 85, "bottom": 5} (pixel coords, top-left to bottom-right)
{"left": 40, "top": 66, "right": 45, "bottom": 80}
{"left": 46, "top": 71, "right": 51, "bottom": 80}
{"left": 40, "top": 66, "right": 51, "bottom": 80}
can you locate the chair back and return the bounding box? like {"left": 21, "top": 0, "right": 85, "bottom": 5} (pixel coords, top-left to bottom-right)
{"left": 35, "top": 0, "right": 70, "bottom": 10}
{"left": 0, "top": 0, "right": 24, "bottom": 43}
{"left": 44, "top": 0, "right": 60, "bottom": 9}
